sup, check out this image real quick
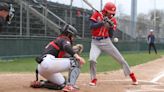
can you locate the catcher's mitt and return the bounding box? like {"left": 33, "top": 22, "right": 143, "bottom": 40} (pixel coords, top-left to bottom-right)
{"left": 73, "top": 44, "right": 83, "bottom": 55}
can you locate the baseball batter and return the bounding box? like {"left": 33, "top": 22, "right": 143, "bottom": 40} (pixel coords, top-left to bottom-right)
{"left": 89, "top": 2, "right": 138, "bottom": 86}
{"left": 30, "top": 24, "right": 85, "bottom": 92}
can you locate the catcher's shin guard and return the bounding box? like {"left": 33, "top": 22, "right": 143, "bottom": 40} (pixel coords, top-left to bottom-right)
{"left": 68, "top": 58, "right": 81, "bottom": 85}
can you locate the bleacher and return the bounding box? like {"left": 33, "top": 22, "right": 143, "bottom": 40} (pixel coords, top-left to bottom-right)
{"left": 0, "top": 0, "right": 133, "bottom": 40}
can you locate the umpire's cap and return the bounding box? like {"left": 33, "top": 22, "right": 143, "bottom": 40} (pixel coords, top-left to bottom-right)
{"left": 150, "top": 29, "right": 154, "bottom": 32}
{"left": 0, "top": 2, "right": 9, "bottom": 11}
{"left": 61, "top": 24, "right": 78, "bottom": 36}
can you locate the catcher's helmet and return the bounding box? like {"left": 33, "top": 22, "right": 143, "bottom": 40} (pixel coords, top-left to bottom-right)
{"left": 103, "top": 2, "right": 116, "bottom": 14}
{"left": 0, "top": 2, "right": 9, "bottom": 11}
{"left": 61, "top": 24, "right": 77, "bottom": 37}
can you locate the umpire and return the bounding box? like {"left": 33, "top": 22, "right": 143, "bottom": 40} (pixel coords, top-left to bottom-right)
{"left": 0, "top": 2, "right": 10, "bottom": 31}
{"left": 147, "top": 29, "right": 157, "bottom": 54}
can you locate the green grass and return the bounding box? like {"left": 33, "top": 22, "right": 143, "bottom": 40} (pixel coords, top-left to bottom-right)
{"left": 0, "top": 58, "right": 37, "bottom": 73}
{"left": 0, "top": 51, "right": 163, "bottom": 73}
{"left": 81, "top": 51, "right": 162, "bottom": 73}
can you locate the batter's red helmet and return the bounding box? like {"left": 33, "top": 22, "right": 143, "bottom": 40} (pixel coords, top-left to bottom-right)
{"left": 103, "top": 2, "right": 116, "bottom": 14}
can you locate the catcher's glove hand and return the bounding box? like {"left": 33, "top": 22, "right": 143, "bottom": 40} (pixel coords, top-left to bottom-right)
{"left": 73, "top": 44, "right": 83, "bottom": 55}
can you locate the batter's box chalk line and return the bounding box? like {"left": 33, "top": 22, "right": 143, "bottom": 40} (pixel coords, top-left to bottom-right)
{"left": 78, "top": 79, "right": 161, "bottom": 86}
{"left": 126, "top": 88, "right": 164, "bottom": 92}
{"left": 150, "top": 71, "right": 164, "bottom": 83}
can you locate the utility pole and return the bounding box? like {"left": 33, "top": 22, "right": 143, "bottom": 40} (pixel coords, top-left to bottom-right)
{"left": 154, "top": 0, "right": 156, "bottom": 32}
{"left": 130, "top": 0, "right": 137, "bottom": 39}
{"left": 100, "top": 0, "right": 103, "bottom": 11}
{"left": 26, "top": 0, "right": 30, "bottom": 36}
{"left": 20, "top": 1, "right": 23, "bottom": 36}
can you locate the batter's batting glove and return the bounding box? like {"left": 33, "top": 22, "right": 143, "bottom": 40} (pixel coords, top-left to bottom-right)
{"left": 103, "top": 17, "right": 114, "bottom": 26}
{"left": 73, "top": 44, "right": 83, "bottom": 55}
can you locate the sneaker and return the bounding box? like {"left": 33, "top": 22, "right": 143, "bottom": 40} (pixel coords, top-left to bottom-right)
{"left": 89, "top": 78, "right": 97, "bottom": 86}
{"left": 30, "top": 81, "right": 42, "bottom": 88}
{"left": 130, "top": 73, "right": 138, "bottom": 85}
{"left": 62, "top": 85, "right": 74, "bottom": 92}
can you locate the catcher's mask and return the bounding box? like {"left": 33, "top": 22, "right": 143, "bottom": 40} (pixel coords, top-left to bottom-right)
{"left": 61, "top": 24, "right": 78, "bottom": 37}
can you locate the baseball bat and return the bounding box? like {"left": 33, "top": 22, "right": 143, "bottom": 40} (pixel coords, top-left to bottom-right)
{"left": 83, "top": 0, "right": 121, "bottom": 35}
{"left": 82, "top": 0, "right": 99, "bottom": 12}
{"left": 82, "top": 0, "right": 114, "bottom": 26}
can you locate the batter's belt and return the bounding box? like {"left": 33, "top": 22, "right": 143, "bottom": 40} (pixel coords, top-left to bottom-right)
{"left": 92, "top": 36, "right": 108, "bottom": 40}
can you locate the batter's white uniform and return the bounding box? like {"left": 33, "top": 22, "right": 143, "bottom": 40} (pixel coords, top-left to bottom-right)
{"left": 89, "top": 2, "right": 138, "bottom": 85}
{"left": 38, "top": 54, "right": 71, "bottom": 85}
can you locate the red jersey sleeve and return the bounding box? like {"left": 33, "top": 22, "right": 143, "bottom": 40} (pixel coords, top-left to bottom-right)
{"left": 90, "top": 11, "right": 99, "bottom": 22}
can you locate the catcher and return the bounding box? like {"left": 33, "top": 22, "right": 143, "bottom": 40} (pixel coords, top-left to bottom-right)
{"left": 30, "top": 24, "right": 85, "bottom": 92}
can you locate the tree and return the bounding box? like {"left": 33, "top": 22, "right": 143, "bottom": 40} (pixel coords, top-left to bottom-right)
{"left": 149, "top": 10, "right": 162, "bottom": 35}
{"left": 136, "top": 13, "right": 151, "bottom": 38}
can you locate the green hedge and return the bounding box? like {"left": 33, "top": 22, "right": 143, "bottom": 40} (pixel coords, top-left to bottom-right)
{"left": 0, "top": 37, "right": 164, "bottom": 58}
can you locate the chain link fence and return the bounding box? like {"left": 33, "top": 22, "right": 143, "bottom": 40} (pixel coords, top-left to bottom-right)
{"left": 0, "top": 0, "right": 164, "bottom": 58}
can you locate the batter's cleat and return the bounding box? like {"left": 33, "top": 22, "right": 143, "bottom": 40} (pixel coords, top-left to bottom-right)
{"left": 132, "top": 81, "right": 138, "bottom": 85}
{"left": 89, "top": 78, "right": 97, "bottom": 86}
{"left": 130, "top": 73, "right": 138, "bottom": 85}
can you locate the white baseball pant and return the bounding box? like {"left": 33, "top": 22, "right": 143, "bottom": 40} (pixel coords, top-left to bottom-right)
{"left": 37, "top": 54, "right": 71, "bottom": 85}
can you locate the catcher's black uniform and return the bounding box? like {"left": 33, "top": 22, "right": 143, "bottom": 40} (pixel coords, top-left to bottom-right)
{"left": 43, "top": 35, "right": 75, "bottom": 58}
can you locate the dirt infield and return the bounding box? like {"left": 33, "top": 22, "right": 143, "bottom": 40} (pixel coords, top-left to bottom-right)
{"left": 0, "top": 56, "right": 164, "bottom": 92}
